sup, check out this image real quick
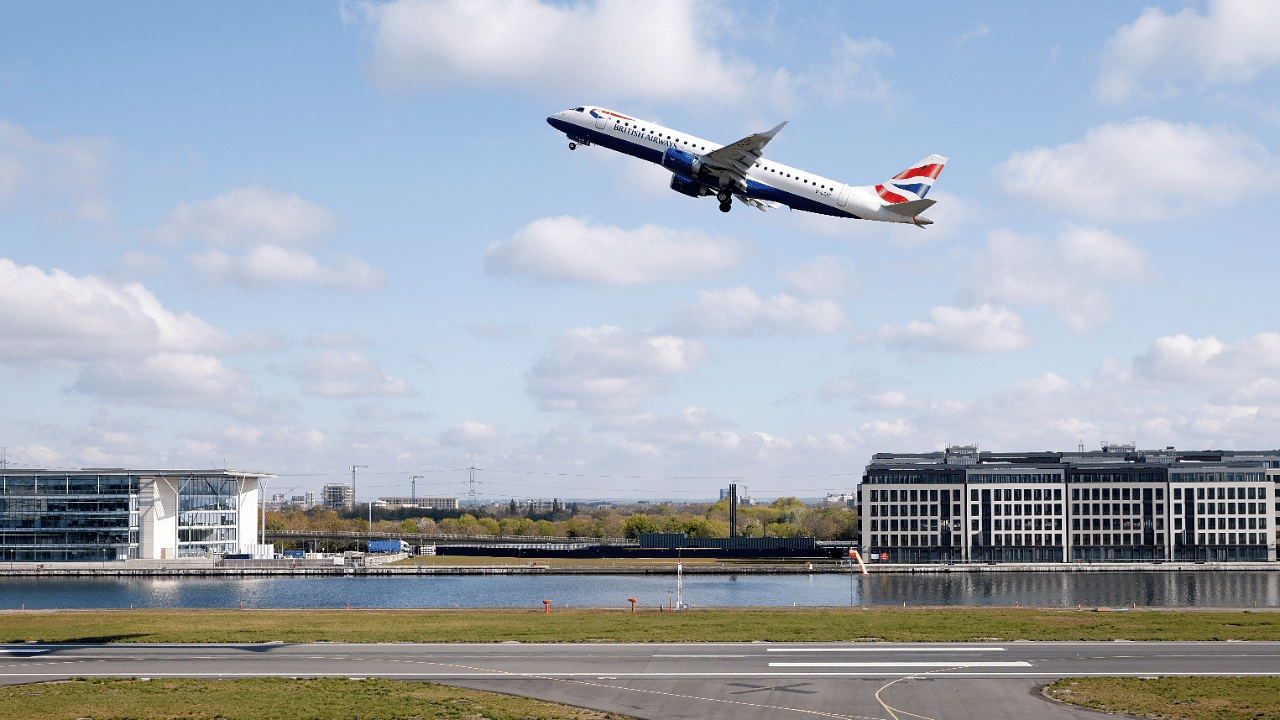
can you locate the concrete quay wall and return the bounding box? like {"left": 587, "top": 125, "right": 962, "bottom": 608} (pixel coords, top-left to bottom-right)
{"left": 0, "top": 561, "right": 1276, "bottom": 577}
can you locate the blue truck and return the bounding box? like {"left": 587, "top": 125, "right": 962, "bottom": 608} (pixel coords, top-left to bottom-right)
{"left": 367, "top": 539, "right": 411, "bottom": 553}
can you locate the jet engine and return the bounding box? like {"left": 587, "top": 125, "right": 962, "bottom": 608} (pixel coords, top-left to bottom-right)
{"left": 669, "top": 173, "right": 710, "bottom": 198}
{"left": 661, "top": 147, "right": 702, "bottom": 177}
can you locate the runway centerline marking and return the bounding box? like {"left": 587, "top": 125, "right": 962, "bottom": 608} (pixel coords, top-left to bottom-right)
{"left": 771, "top": 662, "right": 1032, "bottom": 668}
{"left": 767, "top": 647, "right": 1005, "bottom": 653}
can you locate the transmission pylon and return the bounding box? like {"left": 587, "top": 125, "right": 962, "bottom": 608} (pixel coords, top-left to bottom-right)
{"left": 467, "top": 455, "right": 478, "bottom": 506}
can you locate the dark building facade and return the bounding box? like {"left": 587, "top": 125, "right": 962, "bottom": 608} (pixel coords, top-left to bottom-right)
{"left": 861, "top": 444, "right": 1278, "bottom": 563}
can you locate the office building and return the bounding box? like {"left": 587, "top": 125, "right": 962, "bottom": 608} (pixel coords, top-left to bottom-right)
{"left": 0, "top": 468, "right": 270, "bottom": 561}
{"left": 379, "top": 497, "right": 458, "bottom": 510}
{"left": 322, "top": 483, "right": 354, "bottom": 510}
{"left": 860, "top": 444, "right": 1278, "bottom": 563}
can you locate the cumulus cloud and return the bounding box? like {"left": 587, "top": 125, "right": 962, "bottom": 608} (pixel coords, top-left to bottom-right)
{"left": 441, "top": 420, "right": 503, "bottom": 447}
{"left": 152, "top": 185, "right": 336, "bottom": 247}
{"left": 485, "top": 215, "right": 741, "bottom": 285}
{"left": 191, "top": 245, "right": 387, "bottom": 292}
{"left": 347, "top": 0, "right": 760, "bottom": 107}
{"left": 297, "top": 350, "right": 417, "bottom": 398}
{"left": 1132, "top": 332, "right": 1280, "bottom": 384}
{"left": 963, "top": 225, "right": 1149, "bottom": 333}
{"left": 876, "top": 304, "right": 1034, "bottom": 354}
{"left": 0, "top": 119, "right": 114, "bottom": 226}
{"left": 993, "top": 118, "right": 1278, "bottom": 222}
{"left": 526, "top": 325, "right": 707, "bottom": 413}
{"left": 671, "top": 286, "right": 847, "bottom": 336}
{"left": 1098, "top": 0, "right": 1280, "bottom": 103}
{"left": 0, "top": 258, "right": 228, "bottom": 363}
{"left": 71, "top": 352, "right": 283, "bottom": 419}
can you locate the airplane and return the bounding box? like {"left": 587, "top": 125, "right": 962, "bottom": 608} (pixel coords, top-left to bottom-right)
{"left": 547, "top": 106, "right": 947, "bottom": 226}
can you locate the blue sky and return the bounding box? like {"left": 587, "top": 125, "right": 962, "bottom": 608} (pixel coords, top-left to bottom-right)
{"left": 2, "top": 0, "right": 1279, "bottom": 502}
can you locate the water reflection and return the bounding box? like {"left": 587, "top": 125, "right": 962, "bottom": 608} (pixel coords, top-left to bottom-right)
{"left": 0, "top": 571, "right": 1276, "bottom": 610}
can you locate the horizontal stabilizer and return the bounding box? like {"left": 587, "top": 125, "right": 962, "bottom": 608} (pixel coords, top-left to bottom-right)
{"left": 884, "top": 198, "right": 936, "bottom": 216}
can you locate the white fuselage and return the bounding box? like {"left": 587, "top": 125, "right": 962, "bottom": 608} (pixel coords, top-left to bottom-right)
{"left": 547, "top": 107, "right": 922, "bottom": 223}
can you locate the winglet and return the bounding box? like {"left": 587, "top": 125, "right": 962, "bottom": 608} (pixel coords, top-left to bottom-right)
{"left": 761, "top": 121, "right": 787, "bottom": 139}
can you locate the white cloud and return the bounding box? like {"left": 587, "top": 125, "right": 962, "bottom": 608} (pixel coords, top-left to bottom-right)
{"left": 297, "top": 350, "right": 417, "bottom": 398}
{"left": 956, "top": 22, "right": 990, "bottom": 46}
{"left": 71, "top": 352, "right": 282, "bottom": 419}
{"left": 441, "top": 420, "right": 503, "bottom": 447}
{"left": 671, "top": 286, "right": 846, "bottom": 336}
{"left": 778, "top": 255, "right": 856, "bottom": 299}
{"left": 191, "top": 245, "right": 386, "bottom": 292}
{"left": 1098, "top": 0, "right": 1280, "bottom": 103}
{"left": 526, "top": 325, "right": 707, "bottom": 413}
{"left": 485, "top": 215, "right": 741, "bottom": 285}
{"left": 993, "top": 118, "right": 1278, "bottom": 221}
{"left": 817, "top": 35, "right": 896, "bottom": 108}
{"left": 0, "top": 119, "right": 114, "bottom": 226}
{"left": 349, "top": 0, "right": 760, "bottom": 107}
{"left": 876, "top": 304, "right": 1034, "bottom": 354}
{"left": 0, "top": 258, "right": 228, "bottom": 363}
{"left": 963, "top": 225, "right": 1149, "bottom": 333}
{"left": 152, "top": 185, "right": 336, "bottom": 247}
{"left": 1132, "top": 332, "right": 1280, "bottom": 384}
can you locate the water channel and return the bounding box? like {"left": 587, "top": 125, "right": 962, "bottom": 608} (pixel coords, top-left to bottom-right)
{"left": 2, "top": 571, "right": 1278, "bottom": 610}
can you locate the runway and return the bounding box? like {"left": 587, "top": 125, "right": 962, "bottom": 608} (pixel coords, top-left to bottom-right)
{"left": 2, "top": 641, "right": 1278, "bottom": 719}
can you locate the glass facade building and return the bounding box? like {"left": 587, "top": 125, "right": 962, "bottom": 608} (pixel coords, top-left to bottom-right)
{"left": 0, "top": 469, "right": 270, "bottom": 562}
{"left": 861, "top": 445, "right": 1279, "bottom": 564}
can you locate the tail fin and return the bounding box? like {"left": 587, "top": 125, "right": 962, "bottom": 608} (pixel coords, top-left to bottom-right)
{"left": 874, "top": 154, "right": 947, "bottom": 204}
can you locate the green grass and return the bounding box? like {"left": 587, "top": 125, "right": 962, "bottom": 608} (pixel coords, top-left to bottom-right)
{"left": 1048, "top": 677, "right": 1280, "bottom": 720}
{"left": 0, "top": 677, "right": 631, "bottom": 720}
{"left": 2, "top": 607, "right": 1278, "bottom": 644}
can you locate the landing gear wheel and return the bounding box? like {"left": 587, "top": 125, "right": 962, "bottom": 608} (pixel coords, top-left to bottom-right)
{"left": 719, "top": 200, "right": 732, "bottom": 213}
{"left": 568, "top": 142, "right": 577, "bottom": 150}
{"left": 716, "top": 190, "right": 730, "bottom": 203}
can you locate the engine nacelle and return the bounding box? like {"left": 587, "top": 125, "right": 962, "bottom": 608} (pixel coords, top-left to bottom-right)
{"left": 661, "top": 147, "right": 702, "bottom": 177}
{"left": 669, "top": 173, "right": 710, "bottom": 198}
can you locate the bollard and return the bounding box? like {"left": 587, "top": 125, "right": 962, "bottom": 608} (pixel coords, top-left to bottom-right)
{"left": 543, "top": 600, "right": 551, "bottom": 613}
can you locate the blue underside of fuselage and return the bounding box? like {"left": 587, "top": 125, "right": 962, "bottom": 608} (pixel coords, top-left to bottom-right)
{"left": 548, "top": 118, "right": 861, "bottom": 219}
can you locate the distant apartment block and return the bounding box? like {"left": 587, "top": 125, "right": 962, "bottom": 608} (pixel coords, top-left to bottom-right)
{"left": 322, "top": 483, "right": 354, "bottom": 510}
{"left": 378, "top": 497, "right": 458, "bottom": 510}
{"left": 861, "top": 444, "right": 1279, "bottom": 564}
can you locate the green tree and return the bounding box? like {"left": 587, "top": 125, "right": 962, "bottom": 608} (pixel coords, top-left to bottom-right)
{"left": 623, "top": 514, "right": 659, "bottom": 539}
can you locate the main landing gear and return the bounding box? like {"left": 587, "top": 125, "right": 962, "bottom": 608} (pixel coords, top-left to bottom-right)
{"left": 717, "top": 190, "right": 732, "bottom": 213}
{"left": 568, "top": 142, "right": 576, "bottom": 150}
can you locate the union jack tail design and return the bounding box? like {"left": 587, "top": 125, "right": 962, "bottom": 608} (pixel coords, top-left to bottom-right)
{"left": 874, "top": 154, "right": 948, "bottom": 204}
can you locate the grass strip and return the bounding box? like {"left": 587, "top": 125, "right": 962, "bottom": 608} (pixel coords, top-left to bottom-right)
{"left": 2, "top": 607, "right": 1278, "bottom": 644}
{"left": 1047, "top": 677, "right": 1280, "bottom": 720}
{"left": 0, "top": 676, "right": 632, "bottom": 720}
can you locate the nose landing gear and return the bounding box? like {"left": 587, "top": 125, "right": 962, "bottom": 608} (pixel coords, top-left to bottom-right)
{"left": 569, "top": 142, "right": 577, "bottom": 150}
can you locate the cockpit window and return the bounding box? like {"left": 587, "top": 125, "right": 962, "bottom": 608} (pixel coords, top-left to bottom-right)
{"left": 574, "top": 107, "right": 585, "bottom": 112}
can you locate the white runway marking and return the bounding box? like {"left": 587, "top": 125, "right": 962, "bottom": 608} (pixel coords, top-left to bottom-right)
{"left": 770, "top": 662, "right": 1032, "bottom": 668}
{"left": 767, "top": 647, "right": 1005, "bottom": 653}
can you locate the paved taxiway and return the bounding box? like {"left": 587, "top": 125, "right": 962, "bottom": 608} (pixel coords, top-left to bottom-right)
{"left": 2, "top": 641, "right": 1278, "bottom": 719}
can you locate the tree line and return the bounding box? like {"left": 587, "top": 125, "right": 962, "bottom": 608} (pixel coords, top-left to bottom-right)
{"left": 263, "top": 497, "right": 859, "bottom": 543}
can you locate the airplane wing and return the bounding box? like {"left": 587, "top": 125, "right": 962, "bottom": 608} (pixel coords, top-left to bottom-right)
{"left": 701, "top": 121, "right": 787, "bottom": 190}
